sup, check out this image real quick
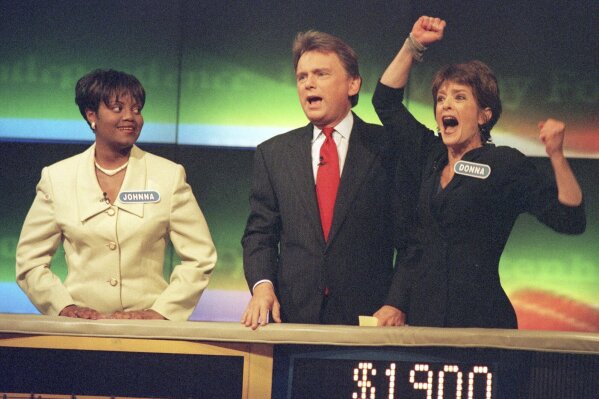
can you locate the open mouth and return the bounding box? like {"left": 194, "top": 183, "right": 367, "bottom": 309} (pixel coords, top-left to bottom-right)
{"left": 442, "top": 116, "right": 458, "bottom": 128}
{"left": 307, "top": 96, "right": 322, "bottom": 105}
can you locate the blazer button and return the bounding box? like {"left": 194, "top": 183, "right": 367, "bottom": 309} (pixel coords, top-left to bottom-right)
{"left": 108, "top": 242, "right": 117, "bottom": 250}
{"left": 106, "top": 207, "right": 116, "bottom": 216}
{"left": 109, "top": 278, "right": 118, "bottom": 287}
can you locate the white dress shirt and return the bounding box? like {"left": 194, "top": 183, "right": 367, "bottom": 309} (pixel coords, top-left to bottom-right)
{"left": 311, "top": 111, "right": 354, "bottom": 181}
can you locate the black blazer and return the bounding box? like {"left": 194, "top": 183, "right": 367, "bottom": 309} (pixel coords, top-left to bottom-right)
{"left": 242, "top": 114, "right": 397, "bottom": 325}
{"left": 373, "top": 82, "right": 586, "bottom": 328}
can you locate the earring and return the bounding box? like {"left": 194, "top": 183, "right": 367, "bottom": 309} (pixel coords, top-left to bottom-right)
{"left": 479, "top": 125, "right": 491, "bottom": 143}
{"left": 91, "top": 122, "right": 96, "bottom": 130}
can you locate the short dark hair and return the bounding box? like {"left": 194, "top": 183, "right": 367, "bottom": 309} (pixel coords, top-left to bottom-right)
{"left": 432, "top": 60, "right": 502, "bottom": 142}
{"left": 292, "top": 30, "right": 361, "bottom": 107}
{"left": 75, "top": 69, "right": 145, "bottom": 125}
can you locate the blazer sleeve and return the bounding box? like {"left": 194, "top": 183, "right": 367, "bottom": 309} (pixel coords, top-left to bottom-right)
{"left": 15, "top": 167, "right": 75, "bottom": 315}
{"left": 373, "top": 81, "right": 441, "bottom": 184}
{"left": 150, "top": 165, "right": 217, "bottom": 321}
{"left": 241, "top": 144, "right": 281, "bottom": 290}
{"left": 504, "top": 149, "right": 586, "bottom": 234}
{"left": 374, "top": 82, "right": 436, "bottom": 312}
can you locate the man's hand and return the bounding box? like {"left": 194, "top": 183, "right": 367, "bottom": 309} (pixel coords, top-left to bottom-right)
{"left": 411, "top": 15, "right": 446, "bottom": 47}
{"left": 373, "top": 305, "right": 406, "bottom": 326}
{"left": 241, "top": 282, "right": 281, "bottom": 330}
{"left": 59, "top": 305, "right": 105, "bottom": 320}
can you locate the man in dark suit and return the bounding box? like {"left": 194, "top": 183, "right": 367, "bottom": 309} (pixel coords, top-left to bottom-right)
{"left": 241, "top": 31, "right": 399, "bottom": 328}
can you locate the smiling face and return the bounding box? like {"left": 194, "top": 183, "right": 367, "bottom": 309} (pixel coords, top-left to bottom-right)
{"left": 86, "top": 93, "right": 143, "bottom": 153}
{"left": 435, "top": 81, "right": 491, "bottom": 153}
{"left": 295, "top": 50, "right": 361, "bottom": 129}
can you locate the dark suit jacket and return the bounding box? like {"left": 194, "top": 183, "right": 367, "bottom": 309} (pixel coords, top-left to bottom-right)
{"left": 242, "top": 114, "right": 397, "bottom": 325}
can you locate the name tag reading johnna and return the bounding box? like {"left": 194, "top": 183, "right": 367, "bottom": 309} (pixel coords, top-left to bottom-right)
{"left": 453, "top": 160, "right": 491, "bottom": 179}
{"left": 119, "top": 190, "right": 161, "bottom": 203}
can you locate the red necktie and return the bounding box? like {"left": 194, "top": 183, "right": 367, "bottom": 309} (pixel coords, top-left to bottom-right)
{"left": 316, "top": 127, "right": 340, "bottom": 241}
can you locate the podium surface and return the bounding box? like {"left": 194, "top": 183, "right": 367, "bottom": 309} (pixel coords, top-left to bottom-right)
{"left": 1, "top": 313, "right": 598, "bottom": 398}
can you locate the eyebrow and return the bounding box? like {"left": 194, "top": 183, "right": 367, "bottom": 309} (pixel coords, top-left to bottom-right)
{"left": 297, "top": 67, "right": 331, "bottom": 75}
{"left": 438, "top": 88, "right": 470, "bottom": 95}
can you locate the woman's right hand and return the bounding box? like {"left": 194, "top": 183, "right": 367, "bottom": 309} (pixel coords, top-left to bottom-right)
{"left": 379, "top": 15, "right": 446, "bottom": 89}
{"left": 59, "top": 304, "right": 105, "bottom": 320}
{"left": 412, "top": 15, "right": 446, "bottom": 47}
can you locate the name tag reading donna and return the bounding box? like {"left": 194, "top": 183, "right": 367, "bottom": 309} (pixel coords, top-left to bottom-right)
{"left": 454, "top": 160, "right": 491, "bottom": 179}
{"left": 119, "top": 190, "right": 161, "bottom": 203}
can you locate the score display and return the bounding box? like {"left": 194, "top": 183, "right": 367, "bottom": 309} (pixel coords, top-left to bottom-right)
{"left": 276, "top": 344, "right": 599, "bottom": 399}
{"left": 290, "top": 358, "right": 495, "bottom": 399}
{"left": 353, "top": 362, "right": 492, "bottom": 399}
{"left": 270, "top": 345, "right": 542, "bottom": 399}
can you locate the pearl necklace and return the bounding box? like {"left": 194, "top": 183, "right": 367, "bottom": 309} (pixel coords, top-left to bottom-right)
{"left": 94, "top": 160, "right": 129, "bottom": 176}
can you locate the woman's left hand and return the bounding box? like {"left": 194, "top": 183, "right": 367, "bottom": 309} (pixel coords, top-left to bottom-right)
{"left": 108, "top": 309, "right": 166, "bottom": 320}
{"left": 373, "top": 305, "right": 406, "bottom": 326}
{"left": 539, "top": 118, "right": 566, "bottom": 158}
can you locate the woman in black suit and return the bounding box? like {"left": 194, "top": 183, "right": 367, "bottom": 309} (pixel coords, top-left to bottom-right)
{"left": 372, "top": 16, "right": 586, "bottom": 328}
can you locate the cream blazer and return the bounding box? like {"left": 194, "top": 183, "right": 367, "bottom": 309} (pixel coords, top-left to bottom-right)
{"left": 16, "top": 144, "right": 217, "bottom": 321}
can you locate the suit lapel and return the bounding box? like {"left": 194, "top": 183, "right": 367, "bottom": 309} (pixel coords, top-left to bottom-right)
{"left": 327, "top": 115, "right": 378, "bottom": 244}
{"left": 77, "top": 144, "right": 111, "bottom": 222}
{"left": 287, "top": 124, "right": 324, "bottom": 241}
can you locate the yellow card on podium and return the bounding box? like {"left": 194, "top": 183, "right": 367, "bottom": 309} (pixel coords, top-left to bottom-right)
{"left": 359, "top": 315, "right": 378, "bottom": 326}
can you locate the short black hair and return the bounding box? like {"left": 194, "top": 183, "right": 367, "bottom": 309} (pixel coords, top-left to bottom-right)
{"left": 75, "top": 69, "right": 145, "bottom": 125}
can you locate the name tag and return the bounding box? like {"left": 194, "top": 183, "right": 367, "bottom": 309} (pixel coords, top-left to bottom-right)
{"left": 454, "top": 160, "right": 491, "bottom": 179}
{"left": 119, "top": 190, "right": 161, "bottom": 203}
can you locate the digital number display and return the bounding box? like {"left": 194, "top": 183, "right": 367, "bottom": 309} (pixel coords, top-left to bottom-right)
{"left": 290, "top": 359, "right": 495, "bottom": 399}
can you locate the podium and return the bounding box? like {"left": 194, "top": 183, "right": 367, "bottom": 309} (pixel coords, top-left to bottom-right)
{"left": 1, "top": 314, "right": 598, "bottom": 398}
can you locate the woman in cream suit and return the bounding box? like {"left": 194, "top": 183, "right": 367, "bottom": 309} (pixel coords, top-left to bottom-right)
{"left": 16, "top": 69, "right": 217, "bottom": 321}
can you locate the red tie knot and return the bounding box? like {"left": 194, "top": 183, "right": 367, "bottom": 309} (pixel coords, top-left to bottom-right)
{"left": 322, "top": 127, "right": 335, "bottom": 139}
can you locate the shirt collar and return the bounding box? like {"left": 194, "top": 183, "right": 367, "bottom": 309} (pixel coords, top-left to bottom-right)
{"left": 311, "top": 111, "right": 354, "bottom": 143}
